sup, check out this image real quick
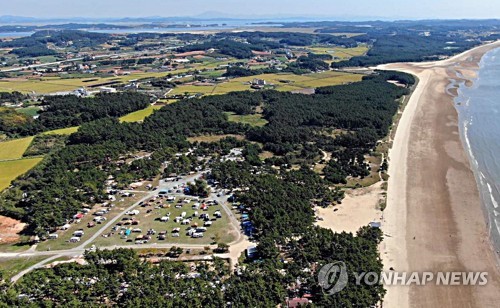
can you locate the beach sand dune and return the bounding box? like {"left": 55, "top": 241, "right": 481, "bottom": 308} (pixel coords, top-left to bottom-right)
{"left": 379, "top": 41, "right": 500, "bottom": 308}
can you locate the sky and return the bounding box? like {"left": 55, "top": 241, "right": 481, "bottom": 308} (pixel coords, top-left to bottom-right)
{"left": 1, "top": 0, "right": 499, "bottom": 20}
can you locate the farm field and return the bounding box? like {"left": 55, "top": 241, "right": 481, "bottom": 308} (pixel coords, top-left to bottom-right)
{"left": 307, "top": 45, "right": 369, "bottom": 62}
{"left": 119, "top": 104, "right": 163, "bottom": 122}
{"left": 42, "top": 126, "right": 79, "bottom": 135}
{"left": 0, "top": 103, "right": 170, "bottom": 192}
{"left": 170, "top": 84, "right": 217, "bottom": 95}
{"left": 0, "top": 71, "right": 178, "bottom": 94}
{"left": 0, "top": 157, "right": 43, "bottom": 191}
{"left": 172, "top": 71, "right": 363, "bottom": 96}
{"left": 0, "top": 45, "right": 366, "bottom": 95}
{"left": 0, "top": 136, "right": 34, "bottom": 160}
{"left": 298, "top": 74, "right": 363, "bottom": 87}
{"left": 92, "top": 198, "right": 236, "bottom": 247}
{"left": 42, "top": 104, "right": 164, "bottom": 135}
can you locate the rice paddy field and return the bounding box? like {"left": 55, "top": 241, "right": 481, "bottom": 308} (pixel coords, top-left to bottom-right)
{"left": 0, "top": 47, "right": 367, "bottom": 193}
{"left": 171, "top": 71, "right": 363, "bottom": 96}
{"left": 0, "top": 136, "right": 34, "bottom": 160}
{"left": 0, "top": 137, "right": 41, "bottom": 191}
{"left": 42, "top": 126, "right": 79, "bottom": 135}
{"left": 0, "top": 71, "right": 177, "bottom": 94}
{"left": 119, "top": 104, "right": 163, "bottom": 123}
{"left": 0, "top": 157, "right": 43, "bottom": 191}
{"left": 307, "top": 45, "right": 369, "bottom": 63}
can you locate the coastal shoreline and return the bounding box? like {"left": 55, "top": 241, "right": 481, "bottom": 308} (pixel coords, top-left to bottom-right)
{"left": 378, "top": 41, "right": 500, "bottom": 308}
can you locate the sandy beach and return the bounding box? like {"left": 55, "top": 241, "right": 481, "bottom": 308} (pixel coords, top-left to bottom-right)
{"left": 315, "top": 182, "right": 384, "bottom": 233}
{"left": 379, "top": 41, "right": 500, "bottom": 308}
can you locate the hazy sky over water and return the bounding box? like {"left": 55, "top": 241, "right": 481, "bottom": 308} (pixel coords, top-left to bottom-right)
{"left": 2, "top": 0, "right": 499, "bottom": 19}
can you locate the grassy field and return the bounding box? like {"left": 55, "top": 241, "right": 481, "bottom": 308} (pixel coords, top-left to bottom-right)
{"left": 225, "top": 112, "right": 268, "bottom": 127}
{"left": 0, "top": 136, "right": 34, "bottom": 160}
{"left": 119, "top": 104, "right": 163, "bottom": 123}
{"left": 0, "top": 157, "right": 43, "bottom": 190}
{"left": 0, "top": 240, "right": 32, "bottom": 253}
{"left": 16, "top": 106, "right": 40, "bottom": 117}
{"left": 36, "top": 193, "right": 148, "bottom": 251}
{"left": 0, "top": 256, "right": 49, "bottom": 280}
{"left": 93, "top": 198, "right": 236, "bottom": 247}
{"left": 42, "top": 126, "right": 79, "bottom": 135}
{"left": 36, "top": 55, "right": 60, "bottom": 63}
{"left": 259, "top": 151, "right": 274, "bottom": 160}
{"left": 345, "top": 155, "right": 382, "bottom": 188}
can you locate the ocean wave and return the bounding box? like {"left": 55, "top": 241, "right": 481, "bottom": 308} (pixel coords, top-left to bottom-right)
{"left": 479, "top": 171, "right": 486, "bottom": 185}
{"left": 456, "top": 47, "right": 500, "bottom": 257}
{"left": 487, "top": 183, "right": 500, "bottom": 209}
{"left": 463, "top": 124, "right": 479, "bottom": 168}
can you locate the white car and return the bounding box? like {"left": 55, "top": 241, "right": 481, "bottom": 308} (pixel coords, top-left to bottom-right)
{"left": 126, "top": 210, "right": 140, "bottom": 215}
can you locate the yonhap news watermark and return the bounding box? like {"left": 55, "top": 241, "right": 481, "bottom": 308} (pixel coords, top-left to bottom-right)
{"left": 318, "top": 261, "right": 488, "bottom": 295}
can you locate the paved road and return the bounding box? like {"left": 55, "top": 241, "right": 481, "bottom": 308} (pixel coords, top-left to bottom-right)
{"left": 3, "top": 170, "right": 247, "bottom": 282}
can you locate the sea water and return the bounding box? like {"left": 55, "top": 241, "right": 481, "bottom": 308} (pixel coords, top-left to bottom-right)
{"left": 455, "top": 47, "right": 500, "bottom": 257}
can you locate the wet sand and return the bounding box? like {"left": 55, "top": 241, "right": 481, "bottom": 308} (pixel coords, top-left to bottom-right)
{"left": 379, "top": 41, "right": 500, "bottom": 308}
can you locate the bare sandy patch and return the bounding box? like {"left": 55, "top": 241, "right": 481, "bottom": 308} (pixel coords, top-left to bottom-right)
{"left": 315, "top": 182, "right": 384, "bottom": 233}
{"left": 0, "top": 215, "right": 26, "bottom": 244}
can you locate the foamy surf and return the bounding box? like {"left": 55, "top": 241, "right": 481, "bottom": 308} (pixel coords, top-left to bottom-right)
{"left": 456, "top": 46, "right": 500, "bottom": 259}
